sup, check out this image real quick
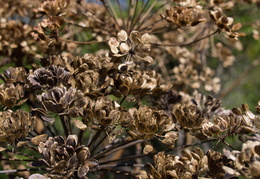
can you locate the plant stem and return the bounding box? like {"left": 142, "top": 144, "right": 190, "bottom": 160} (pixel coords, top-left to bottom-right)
{"left": 151, "top": 29, "right": 220, "bottom": 47}
{"left": 218, "top": 58, "right": 260, "bottom": 99}
{"left": 60, "top": 115, "right": 69, "bottom": 137}
{"left": 92, "top": 139, "right": 145, "bottom": 160}
{"left": 88, "top": 127, "right": 104, "bottom": 149}
{"left": 58, "top": 38, "right": 107, "bottom": 45}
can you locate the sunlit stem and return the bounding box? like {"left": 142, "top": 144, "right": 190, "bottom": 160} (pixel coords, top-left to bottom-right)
{"left": 127, "top": 0, "right": 139, "bottom": 33}
{"left": 92, "top": 139, "right": 145, "bottom": 160}
{"left": 58, "top": 38, "right": 108, "bottom": 45}
{"left": 130, "top": 0, "right": 146, "bottom": 31}
{"left": 100, "top": 0, "right": 120, "bottom": 30}
{"left": 151, "top": 29, "right": 220, "bottom": 47}
{"left": 99, "top": 163, "right": 145, "bottom": 169}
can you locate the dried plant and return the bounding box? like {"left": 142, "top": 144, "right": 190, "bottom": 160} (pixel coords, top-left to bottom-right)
{"left": 0, "top": 0, "right": 260, "bottom": 179}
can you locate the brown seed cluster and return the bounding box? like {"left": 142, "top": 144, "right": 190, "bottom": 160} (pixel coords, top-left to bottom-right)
{"left": 36, "top": 135, "right": 98, "bottom": 178}
{"left": 0, "top": 110, "right": 34, "bottom": 143}
{"left": 209, "top": 10, "right": 246, "bottom": 40}
{"left": 163, "top": 6, "right": 206, "bottom": 27}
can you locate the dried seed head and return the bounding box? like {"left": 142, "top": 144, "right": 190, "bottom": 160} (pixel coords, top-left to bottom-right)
{"left": 2, "top": 67, "right": 27, "bottom": 84}
{"left": 0, "top": 83, "right": 25, "bottom": 108}
{"left": 164, "top": 6, "right": 206, "bottom": 27}
{"left": 27, "top": 66, "right": 71, "bottom": 90}
{"left": 37, "top": 86, "right": 86, "bottom": 117}
{"left": 117, "top": 30, "right": 128, "bottom": 42}
{"left": 37, "top": 135, "right": 98, "bottom": 178}
{"left": 0, "top": 110, "right": 34, "bottom": 143}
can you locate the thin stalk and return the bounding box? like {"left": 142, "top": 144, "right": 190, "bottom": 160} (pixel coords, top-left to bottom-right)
{"left": 91, "top": 139, "right": 145, "bottom": 160}
{"left": 222, "top": 139, "right": 236, "bottom": 150}
{"left": 130, "top": 0, "right": 146, "bottom": 30}
{"left": 135, "top": 0, "right": 158, "bottom": 31}
{"left": 0, "top": 168, "right": 49, "bottom": 174}
{"left": 131, "top": 0, "right": 149, "bottom": 30}
{"left": 87, "top": 127, "right": 104, "bottom": 149}
{"left": 107, "top": 0, "right": 120, "bottom": 25}
{"left": 218, "top": 58, "right": 260, "bottom": 99}
{"left": 99, "top": 138, "right": 219, "bottom": 165}
{"left": 98, "top": 152, "right": 151, "bottom": 165}
{"left": 5, "top": 150, "right": 39, "bottom": 160}
{"left": 144, "top": 24, "right": 178, "bottom": 34}
{"left": 127, "top": 0, "right": 139, "bottom": 33}
{"left": 32, "top": 128, "right": 40, "bottom": 136}
{"left": 66, "top": 116, "right": 72, "bottom": 135}
{"left": 139, "top": 18, "right": 164, "bottom": 33}
{"left": 58, "top": 38, "right": 107, "bottom": 45}
{"left": 126, "top": 0, "right": 134, "bottom": 33}
{"left": 136, "top": 1, "right": 167, "bottom": 31}
{"left": 100, "top": 0, "right": 120, "bottom": 30}
{"left": 116, "top": 0, "right": 126, "bottom": 30}
{"left": 99, "top": 163, "right": 145, "bottom": 169}
{"left": 13, "top": 143, "right": 38, "bottom": 152}
{"left": 78, "top": 6, "right": 105, "bottom": 25}
{"left": 96, "top": 169, "right": 136, "bottom": 177}
{"left": 169, "top": 138, "right": 218, "bottom": 153}
{"left": 119, "top": 95, "right": 127, "bottom": 105}
{"left": 96, "top": 135, "right": 127, "bottom": 154}
{"left": 28, "top": 132, "right": 36, "bottom": 138}
{"left": 151, "top": 29, "right": 220, "bottom": 47}
{"left": 46, "top": 124, "right": 56, "bottom": 137}
{"left": 60, "top": 115, "right": 69, "bottom": 137}
{"left": 0, "top": 158, "right": 36, "bottom": 162}
{"left": 78, "top": 129, "right": 84, "bottom": 145}
{"left": 91, "top": 132, "right": 109, "bottom": 155}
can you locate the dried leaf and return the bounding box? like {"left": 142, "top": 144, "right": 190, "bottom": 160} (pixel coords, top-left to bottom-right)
{"left": 232, "top": 23, "right": 242, "bottom": 31}
{"left": 31, "top": 134, "right": 48, "bottom": 145}
{"left": 17, "top": 141, "right": 29, "bottom": 147}
{"left": 143, "top": 144, "right": 153, "bottom": 154}
{"left": 74, "top": 119, "right": 87, "bottom": 130}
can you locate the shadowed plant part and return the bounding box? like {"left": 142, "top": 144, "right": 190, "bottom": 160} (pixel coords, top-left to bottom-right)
{"left": 27, "top": 65, "right": 71, "bottom": 90}
{"left": 37, "top": 86, "right": 86, "bottom": 116}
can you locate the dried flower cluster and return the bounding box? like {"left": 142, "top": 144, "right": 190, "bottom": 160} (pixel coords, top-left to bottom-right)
{"left": 0, "top": 0, "right": 259, "bottom": 178}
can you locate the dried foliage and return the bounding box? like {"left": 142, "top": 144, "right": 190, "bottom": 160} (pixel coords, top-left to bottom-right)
{"left": 0, "top": 0, "right": 259, "bottom": 178}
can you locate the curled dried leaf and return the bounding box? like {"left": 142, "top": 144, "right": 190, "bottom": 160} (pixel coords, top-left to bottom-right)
{"left": 31, "top": 134, "right": 48, "bottom": 145}
{"left": 74, "top": 119, "right": 88, "bottom": 130}
{"left": 143, "top": 144, "right": 153, "bottom": 154}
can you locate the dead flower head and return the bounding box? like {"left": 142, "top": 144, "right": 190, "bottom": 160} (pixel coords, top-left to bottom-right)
{"left": 0, "top": 83, "right": 25, "bottom": 109}
{"left": 36, "top": 135, "right": 98, "bottom": 178}
{"left": 108, "top": 30, "right": 153, "bottom": 64}
{"left": 0, "top": 109, "right": 34, "bottom": 143}
{"left": 27, "top": 65, "right": 71, "bottom": 90}
{"left": 163, "top": 6, "right": 206, "bottom": 27}
{"left": 209, "top": 10, "right": 245, "bottom": 39}
{"left": 37, "top": 86, "right": 86, "bottom": 117}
